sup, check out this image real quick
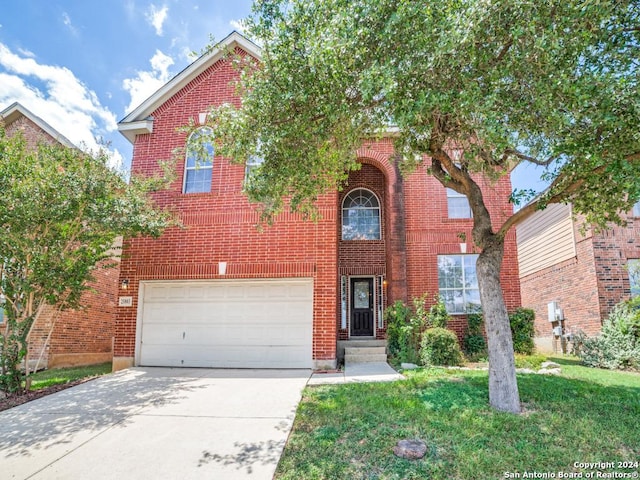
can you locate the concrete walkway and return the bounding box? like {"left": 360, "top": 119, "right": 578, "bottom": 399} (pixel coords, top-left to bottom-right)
{"left": 0, "top": 368, "right": 310, "bottom": 480}
{"left": 308, "top": 362, "right": 404, "bottom": 385}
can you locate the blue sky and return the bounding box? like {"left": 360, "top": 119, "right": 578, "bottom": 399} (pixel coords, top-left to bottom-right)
{"left": 0, "top": 0, "right": 252, "bottom": 170}
{"left": 0, "top": 0, "right": 545, "bottom": 193}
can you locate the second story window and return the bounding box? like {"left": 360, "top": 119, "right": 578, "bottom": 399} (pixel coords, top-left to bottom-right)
{"left": 342, "top": 189, "right": 381, "bottom": 240}
{"left": 633, "top": 201, "right": 640, "bottom": 217}
{"left": 244, "top": 155, "right": 264, "bottom": 186}
{"left": 447, "top": 188, "right": 472, "bottom": 219}
{"left": 183, "top": 127, "right": 213, "bottom": 194}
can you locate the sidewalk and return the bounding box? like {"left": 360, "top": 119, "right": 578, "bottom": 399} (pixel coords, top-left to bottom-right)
{"left": 308, "top": 362, "right": 404, "bottom": 385}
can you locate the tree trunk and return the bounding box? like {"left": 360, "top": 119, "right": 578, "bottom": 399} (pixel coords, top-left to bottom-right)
{"left": 476, "top": 240, "right": 521, "bottom": 413}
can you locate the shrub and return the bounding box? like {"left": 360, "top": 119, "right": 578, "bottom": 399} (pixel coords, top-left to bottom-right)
{"left": 384, "top": 300, "right": 424, "bottom": 364}
{"left": 426, "top": 295, "right": 450, "bottom": 328}
{"left": 514, "top": 353, "right": 547, "bottom": 370}
{"left": 463, "top": 312, "right": 487, "bottom": 359}
{"left": 385, "top": 300, "right": 412, "bottom": 358}
{"left": 420, "top": 327, "right": 464, "bottom": 366}
{"left": 572, "top": 298, "right": 640, "bottom": 370}
{"left": 509, "top": 308, "right": 535, "bottom": 355}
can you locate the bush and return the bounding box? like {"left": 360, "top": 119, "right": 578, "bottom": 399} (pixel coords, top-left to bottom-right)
{"left": 420, "top": 327, "right": 464, "bottom": 366}
{"left": 572, "top": 298, "right": 640, "bottom": 370}
{"left": 514, "top": 353, "right": 547, "bottom": 370}
{"left": 384, "top": 300, "right": 424, "bottom": 364}
{"left": 509, "top": 308, "right": 535, "bottom": 355}
{"left": 385, "top": 300, "right": 412, "bottom": 358}
{"left": 463, "top": 312, "right": 487, "bottom": 359}
{"left": 427, "top": 295, "right": 450, "bottom": 328}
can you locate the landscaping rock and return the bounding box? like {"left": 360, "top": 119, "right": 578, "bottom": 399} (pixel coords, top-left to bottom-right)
{"left": 393, "top": 439, "right": 427, "bottom": 460}
{"left": 541, "top": 361, "right": 561, "bottom": 369}
{"left": 401, "top": 363, "right": 419, "bottom": 370}
{"left": 516, "top": 368, "right": 536, "bottom": 374}
{"left": 538, "top": 368, "right": 562, "bottom": 375}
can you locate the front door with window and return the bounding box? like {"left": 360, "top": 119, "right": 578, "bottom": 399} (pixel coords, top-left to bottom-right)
{"left": 350, "top": 277, "right": 374, "bottom": 336}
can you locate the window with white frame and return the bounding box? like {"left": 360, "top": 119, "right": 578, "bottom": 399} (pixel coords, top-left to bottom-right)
{"left": 342, "top": 189, "right": 381, "bottom": 240}
{"left": 446, "top": 188, "right": 472, "bottom": 218}
{"left": 633, "top": 201, "right": 640, "bottom": 217}
{"left": 183, "top": 127, "right": 214, "bottom": 194}
{"left": 628, "top": 259, "right": 640, "bottom": 297}
{"left": 438, "top": 254, "right": 480, "bottom": 313}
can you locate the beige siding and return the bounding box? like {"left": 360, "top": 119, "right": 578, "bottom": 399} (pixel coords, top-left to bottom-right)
{"left": 517, "top": 203, "right": 576, "bottom": 277}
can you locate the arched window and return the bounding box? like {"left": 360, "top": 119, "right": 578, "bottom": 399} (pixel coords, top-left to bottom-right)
{"left": 342, "top": 189, "right": 381, "bottom": 240}
{"left": 183, "top": 127, "right": 214, "bottom": 193}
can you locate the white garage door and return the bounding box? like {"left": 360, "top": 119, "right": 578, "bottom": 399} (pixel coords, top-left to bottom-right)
{"left": 138, "top": 279, "right": 313, "bottom": 368}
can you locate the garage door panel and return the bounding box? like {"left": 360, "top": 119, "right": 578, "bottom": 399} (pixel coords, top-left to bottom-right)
{"left": 139, "top": 279, "right": 313, "bottom": 368}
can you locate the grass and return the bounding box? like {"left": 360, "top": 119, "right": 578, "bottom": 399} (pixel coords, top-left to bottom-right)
{"left": 29, "top": 362, "right": 112, "bottom": 390}
{"left": 275, "top": 356, "right": 640, "bottom": 480}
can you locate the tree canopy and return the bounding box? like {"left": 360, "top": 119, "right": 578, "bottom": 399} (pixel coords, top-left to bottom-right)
{"left": 0, "top": 127, "right": 174, "bottom": 394}
{"left": 205, "top": 0, "right": 640, "bottom": 412}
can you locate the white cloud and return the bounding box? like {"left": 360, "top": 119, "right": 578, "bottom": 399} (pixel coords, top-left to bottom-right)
{"left": 122, "top": 50, "right": 174, "bottom": 114}
{"left": 229, "top": 19, "right": 246, "bottom": 33}
{"left": 62, "top": 12, "right": 79, "bottom": 36}
{"left": 146, "top": 4, "right": 168, "bottom": 36}
{"left": 17, "top": 47, "right": 35, "bottom": 58}
{"left": 0, "top": 43, "right": 121, "bottom": 168}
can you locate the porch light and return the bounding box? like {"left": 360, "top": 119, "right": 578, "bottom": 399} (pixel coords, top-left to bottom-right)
{"left": 121, "top": 279, "right": 129, "bottom": 290}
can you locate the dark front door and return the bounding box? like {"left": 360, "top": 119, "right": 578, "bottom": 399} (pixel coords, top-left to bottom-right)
{"left": 350, "top": 277, "right": 374, "bottom": 336}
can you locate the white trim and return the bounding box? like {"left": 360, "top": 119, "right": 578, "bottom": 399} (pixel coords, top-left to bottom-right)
{"left": 134, "top": 282, "right": 146, "bottom": 366}
{"left": 183, "top": 127, "right": 214, "bottom": 194}
{"left": 118, "top": 119, "right": 154, "bottom": 143}
{"left": 118, "top": 31, "right": 261, "bottom": 144}
{"left": 341, "top": 188, "right": 382, "bottom": 240}
{"left": 1, "top": 102, "right": 75, "bottom": 148}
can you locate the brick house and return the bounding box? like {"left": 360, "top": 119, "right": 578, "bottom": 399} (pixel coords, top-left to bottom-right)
{"left": 517, "top": 202, "right": 640, "bottom": 352}
{"left": 1, "top": 102, "right": 118, "bottom": 368}
{"left": 113, "top": 32, "right": 521, "bottom": 371}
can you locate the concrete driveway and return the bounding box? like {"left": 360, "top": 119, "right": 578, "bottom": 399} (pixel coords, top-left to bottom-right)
{"left": 0, "top": 367, "right": 311, "bottom": 480}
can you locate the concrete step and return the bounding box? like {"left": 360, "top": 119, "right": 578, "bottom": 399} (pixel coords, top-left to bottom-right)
{"left": 345, "top": 353, "right": 388, "bottom": 364}
{"left": 340, "top": 339, "right": 386, "bottom": 348}
{"left": 344, "top": 346, "right": 386, "bottom": 355}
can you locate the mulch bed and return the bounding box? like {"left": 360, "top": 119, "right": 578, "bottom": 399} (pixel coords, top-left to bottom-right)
{"left": 0, "top": 377, "right": 96, "bottom": 413}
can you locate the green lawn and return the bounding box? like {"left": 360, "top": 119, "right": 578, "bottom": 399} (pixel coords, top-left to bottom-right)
{"left": 275, "top": 357, "right": 640, "bottom": 480}
{"left": 29, "top": 362, "right": 112, "bottom": 390}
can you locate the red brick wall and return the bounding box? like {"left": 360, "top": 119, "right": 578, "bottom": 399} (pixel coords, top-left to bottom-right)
{"left": 521, "top": 213, "right": 640, "bottom": 352}
{"left": 115, "top": 49, "right": 522, "bottom": 365}
{"left": 28, "top": 261, "right": 118, "bottom": 368}
{"left": 5, "top": 112, "right": 117, "bottom": 368}
{"left": 520, "top": 224, "right": 601, "bottom": 351}
{"left": 592, "top": 214, "right": 640, "bottom": 318}
{"left": 114, "top": 51, "right": 338, "bottom": 365}
{"left": 5, "top": 115, "right": 58, "bottom": 150}
{"left": 335, "top": 139, "right": 521, "bottom": 344}
{"left": 403, "top": 161, "right": 521, "bottom": 342}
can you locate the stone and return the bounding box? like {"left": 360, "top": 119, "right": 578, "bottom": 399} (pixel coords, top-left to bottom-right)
{"left": 541, "top": 361, "right": 561, "bottom": 369}
{"left": 393, "top": 439, "right": 427, "bottom": 460}
{"left": 516, "top": 368, "right": 536, "bottom": 374}
{"left": 401, "top": 363, "right": 419, "bottom": 370}
{"left": 538, "top": 368, "right": 561, "bottom": 375}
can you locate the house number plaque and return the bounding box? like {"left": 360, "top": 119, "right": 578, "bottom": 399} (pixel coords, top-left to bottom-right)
{"left": 118, "top": 296, "right": 133, "bottom": 307}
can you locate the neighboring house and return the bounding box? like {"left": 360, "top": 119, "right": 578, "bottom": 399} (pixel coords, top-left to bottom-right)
{"left": 517, "top": 202, "right": 640, "bottom": 352}
{"left": 1, "top": 102, "right": 118, "bottom": 368}
{"left": 113, "top": 32, "right": 521, "bottom": 371}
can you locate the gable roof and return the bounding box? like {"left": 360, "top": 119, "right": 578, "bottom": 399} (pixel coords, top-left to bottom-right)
{"left": 118, "top": 31, "right": 261, "bottom": 144}
{"left": 1, "top": 102, "right": 76, "bottom": 149}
